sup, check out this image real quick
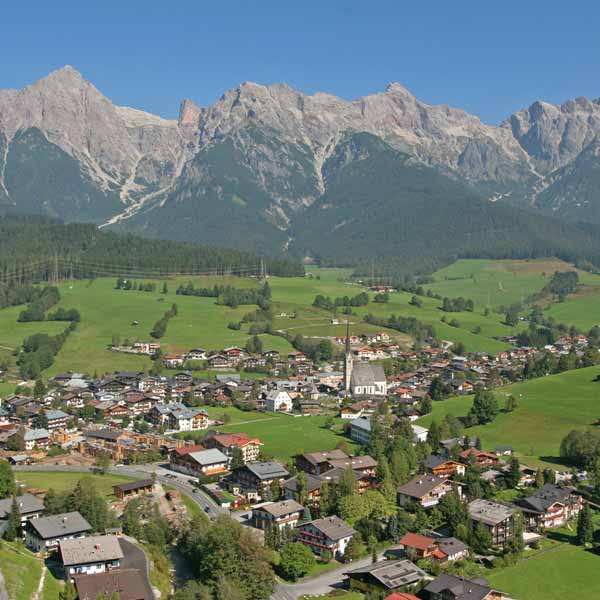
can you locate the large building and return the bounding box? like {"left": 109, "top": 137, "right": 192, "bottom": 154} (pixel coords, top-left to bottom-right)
{"left": 468, "top": 499, "right": 516, "bottom": 549}
{"left": 0, "top": 493, "right": 44, "bottom": 537}
{"left": 343, "top": 327, "right": 387, "bottom": 396}
{"left": 170, "top": 447, "right": 229, "bottom": 477}
{"left": 204, "top": 432, "right": 262, "bottom": 464}
{"left": 297, "top": 515, "right": 355, "bottom": 559}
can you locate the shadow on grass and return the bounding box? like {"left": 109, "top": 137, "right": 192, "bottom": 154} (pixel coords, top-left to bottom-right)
{"left": 546, "top": 531, "right": 575, "bottom": 544}
{"left": 44, "top": 557, "right": 63, "bottom": 580}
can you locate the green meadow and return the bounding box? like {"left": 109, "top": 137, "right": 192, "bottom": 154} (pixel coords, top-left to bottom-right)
{"left": 418, "top": 365, "right": 600, "bottom": 467}
{"left": 2, "top": 259, "right": 600, "bottom": 378}
{"left": 181, "top": 407, "right": 356, "bottom": 462}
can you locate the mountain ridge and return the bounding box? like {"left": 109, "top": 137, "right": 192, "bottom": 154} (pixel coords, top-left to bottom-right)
{"left": 2, "top": 66, "right": 600, "bottom": 267}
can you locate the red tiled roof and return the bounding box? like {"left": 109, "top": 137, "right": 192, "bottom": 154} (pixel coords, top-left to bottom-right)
{"left": 213, "top": 433, "right": 261, "bottom": 448}
{"left": 174, "top": 444, "right": 204, "bottom": 456}
{"left": 398, "top": 532, "right": 435, "bottom": 551}
{"left": 385, "top": 593, "right": 421, "bottom": 600}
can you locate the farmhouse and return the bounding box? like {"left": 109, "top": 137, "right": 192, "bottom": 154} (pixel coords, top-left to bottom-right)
{"left": 170, "top": 447, "right": 229, "bottom": 477}
{"left": 204, "top": 432, "right": 262, "bottom": 464}
{"left": 59, "top": 534, "right": 123, "bottom": 579}
{"left": 424, "top": 455, "right": 466, "bottom": 477}
{"left": 516, "top": 484, "right": 583, "bottom": 530}
{"left": 251, "top": 500, "right": 304, "bottom": 530}
{"left": 73, "top": 568, "right": 153, "bottom": 600}
{"left": 397, "top": 475, "right": 456, "bottom": 508}
{"left": 26, "top": 511, "right": 92, "bottom": 553}
{"left": 265, "top": 390, "right": 292, "bottom": 412}
{"left": 230, "top": 461, "right": 289, "bottom": 500}
{"left": 424, "top": 574, "right": 505, "bottom": 600}
{"left": 345, "top": 559, "right": 426, "bottom": 595}
{"left": 296, "top": 449, "right": 350, "bottom": 475}
{"left": 24, "top": 428, "right": 50, "bottom": 450}
{"left": 0, "top": 493, "right": 44, "bottom": 537}
{"left": 298, "top": 515, "right": 355, "bottom": 558}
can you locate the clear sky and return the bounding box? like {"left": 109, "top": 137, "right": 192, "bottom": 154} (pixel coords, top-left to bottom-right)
{"left": 1, "top": 0, "right": 597, "bottom": 124}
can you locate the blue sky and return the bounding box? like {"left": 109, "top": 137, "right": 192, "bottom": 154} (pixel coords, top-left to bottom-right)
{"left": 1, "top": 0, "right": 597, "bottom": 124}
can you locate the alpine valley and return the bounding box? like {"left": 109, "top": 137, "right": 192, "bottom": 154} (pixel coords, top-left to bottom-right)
{"left": 3, "top": 66, "right": 600, "bottom": 272}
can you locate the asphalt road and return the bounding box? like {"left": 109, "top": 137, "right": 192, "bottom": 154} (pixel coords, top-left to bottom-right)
{"left": 13, "top": 463, "right": 225, "bottom": 520}
{"left": 271, "top": 554, "right": 380, "bottom": 600}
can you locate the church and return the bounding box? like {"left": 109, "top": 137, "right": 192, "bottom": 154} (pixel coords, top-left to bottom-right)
{"left": 343, "top": 327, "right": 387, "bottom": 396}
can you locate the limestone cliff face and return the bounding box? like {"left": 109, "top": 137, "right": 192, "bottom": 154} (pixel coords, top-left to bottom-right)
{"left": 2, "top": 65, "right": 600, "bottom": 231}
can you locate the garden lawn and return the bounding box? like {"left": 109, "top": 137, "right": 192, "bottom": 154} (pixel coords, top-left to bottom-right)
{"left": 15, "top": 471, "right": 137, "bottom": 498}
{"left": 487, "top": 542, "right": 600, "bottom": 600}
{"left": 417, "top": 365, "right": 600, "bottom": 466}
{"left": 0, "top": 541, "right": 43, "bottom": 600}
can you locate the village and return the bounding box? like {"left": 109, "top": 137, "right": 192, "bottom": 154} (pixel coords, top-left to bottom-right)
{"left": 0, "top": 326, "right": 597, "bottom": 600}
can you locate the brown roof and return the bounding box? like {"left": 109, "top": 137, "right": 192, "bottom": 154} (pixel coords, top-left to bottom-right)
{"left": 397, "top": 474, "right": 449, "bottom": 499}
{"left": 114, "top": 479, "right": 154, "bottom": 493}
{"left": 74, "top": 569, "right": 153, "bottom": 600}
{"left": 300, "top": 449, "right": 348, "bottom": 465}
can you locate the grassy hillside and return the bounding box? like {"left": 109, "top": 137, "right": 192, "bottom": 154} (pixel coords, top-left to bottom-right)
{"left": 418, "top": 365, "right": 600, "bottom": 467}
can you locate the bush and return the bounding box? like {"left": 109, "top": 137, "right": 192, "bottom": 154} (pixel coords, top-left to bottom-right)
{"left": 278, "top": 542, "right": 315, "bottom": 581}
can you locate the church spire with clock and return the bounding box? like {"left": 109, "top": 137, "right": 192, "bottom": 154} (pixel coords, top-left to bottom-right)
{"left": 343, "top": 321, "right": 353, "bottom": 391}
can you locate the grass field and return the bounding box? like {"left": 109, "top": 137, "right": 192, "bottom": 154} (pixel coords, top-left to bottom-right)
{"left": 487, "top": 526, "right": 600, "bottom": 600}
{"left": 418, "top": 365, "right": 600, "bottom": 466}
{"left": 425, "top": 258, "right": 600, "bottom": 308}
{"left": 183, "top": 408, "right": 356, "bottom": 462}
{"left": 15, "top": 471, "right": 137, "bottom": 497}
{"left": 0, "top": 541, "right": 43, "bottom": 600}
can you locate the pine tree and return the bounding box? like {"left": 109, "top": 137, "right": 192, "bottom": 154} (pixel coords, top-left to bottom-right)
{"left": 576, "top": 504, "right": 594, "bottom": 546}
{"left": 4, "top": 497, "right": 21, "bottom": 541}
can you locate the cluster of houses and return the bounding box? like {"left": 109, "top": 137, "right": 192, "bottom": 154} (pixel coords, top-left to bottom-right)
{"left": 0, "top": 479, "right": 163, "bottom": 599}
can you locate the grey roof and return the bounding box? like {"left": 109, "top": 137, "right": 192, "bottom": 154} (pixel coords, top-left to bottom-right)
{"left": 60, "top": 534, "right": 123, "bottom": 566}
{"left": 300, "top": 450, "right": 348, "bottom": 466}
{"left": 188, "top": 448, "right": 228, "bottom": 466}
{"left": 45, "top": 409, "right": 69, "bottom": 420}
{"left": 254, "top": 500, "right": 304, "bottom": 518}
{"left": 397, "top": 474, "right": 449, "bottom": 499}
{"left": 244, "top": 461, "right": 289, "bottom": 480}
{"left": 517, "top": 484, "right": 578, "bottom": 514}
{"left": 327, "top": 455, "right": 377, "bottom": 470}
{"left": 424, "top": 574, "right": 492, "bottom": 600}
{"left": 303, "top": 515, "right": 355, "bottom": 541}
{"left": 468, "top": 499, "right": 515, "bottom": 526}
{"left": 0, "top": 494, "right": 44, "bottom": 519}
{"left": 437, "top": 537, "right": 470, "bottom": 557}
{"left": 424, "top": 454, "right": 453, "bottom": 469}
{"left": 351, "top": 417, "right": 371, "bottom": 432}
{"left": 284, "top": 473, "right": 323, "bottom": 494}
{"left": 350, "top": 362, "right": 386, "bottom": 387}
{"left": 85, "top": 429, "right": 124, "bottom": 441}
{"left": 24, "top": 428, "right": 50, "bottom": 441}
{"left": 346, "top": 559, "right": 426, "bottom": 589}
{"left": 29, "top": 511, "right": 91, "bottom": 539}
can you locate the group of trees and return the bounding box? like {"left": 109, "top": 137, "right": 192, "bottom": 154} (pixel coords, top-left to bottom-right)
{"left": 178, "top": 514, "right": 276, "bottom": 599}
{"left": 521, "top": 347, "right": 599, "bottom": 380}
{"left": 560, "top": 430, "right": 600, "bottom": 468}
{"left": 467, "top": 389, "right": 500, "bottom": 426}
{"left": 441, "top": 296, "right": 474, "bottom": 313}
{"left": 18, "top": 322, "right": 77, "bottom": 378}
{"left": 544, "top": 270, "right": 579, "bottom": 300}
{"left": 115, "top": 278, "right": 158, "bottom": 292}
{"left": 17, "top": 286, "right": 60, "bottom": 321}
{"left": 274, "top": 331, "right": 335, "bottom": 363}
{"left": 312, "top": 291, "right": 369, "bottom": 311}
{"left": 177, "top": 281, "right": 272, "bottom": 311}
{"left": 363, "top": 313, "right": 437, "bottom": 343}
{"left": 150, "top": 303, "right": 178, "bottom": 339}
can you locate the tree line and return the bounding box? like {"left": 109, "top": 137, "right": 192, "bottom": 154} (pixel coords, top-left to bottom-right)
{"left": 150, "top": 304, "right": 178, "bottom": 339}
{"left": 363, "top": 313, "right": 438, "bottom": 343}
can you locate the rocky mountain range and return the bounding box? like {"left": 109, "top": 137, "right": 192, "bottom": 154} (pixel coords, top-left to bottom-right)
{"left": 1, "top": 66, "right": 600, "bottom": 265}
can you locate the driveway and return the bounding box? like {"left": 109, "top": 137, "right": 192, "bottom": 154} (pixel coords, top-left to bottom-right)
{"left": 119, "top": 537, "right": 155, "bottom": 599}
{"left": 271, "top": 554, "right": 381, "bottom": 600}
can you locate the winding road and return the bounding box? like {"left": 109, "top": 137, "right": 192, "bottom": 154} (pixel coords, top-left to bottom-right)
{"left": 13, "top": 463, "right": 225, "bottom": 520}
